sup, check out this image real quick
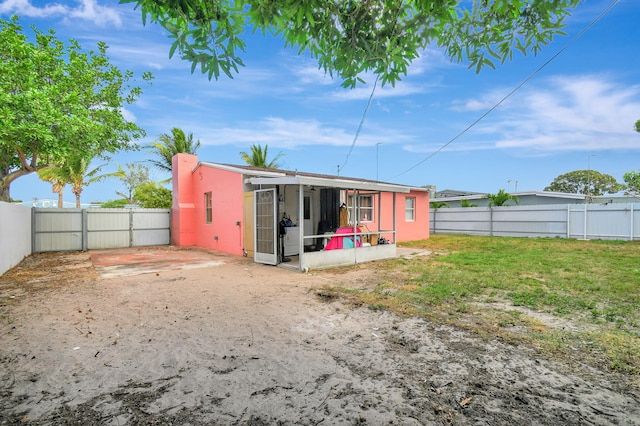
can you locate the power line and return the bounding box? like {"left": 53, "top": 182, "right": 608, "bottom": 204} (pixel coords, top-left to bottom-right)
{"left": 391, "top": 0, "right": 622, "bottom": 180}
{"left": 339, "top": 74, "right": 380, "bottom": 175}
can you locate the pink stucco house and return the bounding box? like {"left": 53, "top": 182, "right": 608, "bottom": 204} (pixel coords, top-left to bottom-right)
{"left": 172, "top": 153, "right": 430, "bottom": 270}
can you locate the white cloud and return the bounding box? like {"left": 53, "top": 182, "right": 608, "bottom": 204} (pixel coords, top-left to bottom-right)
{"left": 290, "top": 62, "right": 335, "bottom": 86}
{"left": 0, "top": 0, "right": 65, "bottom": 17}
{"left": 453, "top": 74, "right": 640, "bottom": 152}
{"left": 174, "top": 117, "right": 412, "bottom": 151}
{"left": 68, "top": 0, "right": 120, "bottom": 26}
{"left": 407, "top": 48, "right": 452, "bottom": 76}
{"left": 120, "top": 107, "right": 137, "bottom": 123}
{"left": 330, "top": 80, "right": 426, "bottom": 101}
{"left": 211, "top": 117, "right": 355, "bottom": 148}
{"left": 0, "top": 0, "right": 120, "bottom": 26}
{"left": 450, "top": 87, "right": 513, "bottom": 112}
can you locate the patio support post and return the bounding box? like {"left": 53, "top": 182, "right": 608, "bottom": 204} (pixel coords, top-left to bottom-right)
{"left": 377, "top": 190, "right": 382, "bottom": 241}
{"left": 298, "top": 183, "right": 304, "bottom": 261}
{"left": 392, "top": 192, "right": 396, "bottom": 243}
{"left": 354, "top": 188, "right": 360, "bottom": 264}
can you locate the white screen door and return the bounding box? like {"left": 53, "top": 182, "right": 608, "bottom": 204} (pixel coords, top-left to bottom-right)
{"left": 254, "top": 188, "right": 278, "bottom": 265}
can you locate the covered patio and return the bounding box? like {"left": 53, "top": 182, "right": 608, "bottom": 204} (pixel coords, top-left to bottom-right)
{"left": 246, "top": 174, "right": 423, "bottom": 271}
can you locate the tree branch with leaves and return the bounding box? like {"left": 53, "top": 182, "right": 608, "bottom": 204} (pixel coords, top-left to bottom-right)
{"left": 545, "top": 170, "right": 622, "bottom": 196}
{"left": 240, "top": 144, "right": 284, "bottom": 169}
{"left": 0, "top": 16, "right": 152, "bottom": 202}
{"left": 487, "top": 189, "right": 519, "bottom": 207}
{"left": 121, "top": 0, "right": 580, "bottom": 88}
{"left": 146, "top": 128, "right": 201, "bottom": 175}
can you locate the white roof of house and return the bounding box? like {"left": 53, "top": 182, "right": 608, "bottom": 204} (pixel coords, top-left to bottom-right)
{"left": 198, "top": 161, "right": 429, "bottom": 194}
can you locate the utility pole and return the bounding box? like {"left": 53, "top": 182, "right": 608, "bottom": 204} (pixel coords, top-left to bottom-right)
{"left": 376, "top": 142, "right": 382, "bottom": 181}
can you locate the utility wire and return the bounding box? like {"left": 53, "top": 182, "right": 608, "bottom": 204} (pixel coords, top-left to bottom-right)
{"left": 391, "top": 0, "right": 621, "bottom": 180}
{"left": 339, "top": 74, "right": 380, "bottom": 175}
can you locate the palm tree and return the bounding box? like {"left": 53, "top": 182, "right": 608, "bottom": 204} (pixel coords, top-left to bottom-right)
{"left": 460, "top": 200, "right": 478, "bottom": 208}
{"left": 146, "top": 128, "right": 201, "bottom": 173}
{"left": 487, "top": 189, "right": 519, "bottom": 207}
{"left": 239, "top": 144, "right": 284, "bottom": 168}
{"left": 37, "top": 154, "right": 124, "bottom": 208}
{"left": 429, "top": 201, "right": 449, "bottom": 209}
{"left": 37, "top": 170, "right": 66, "bottom": 208}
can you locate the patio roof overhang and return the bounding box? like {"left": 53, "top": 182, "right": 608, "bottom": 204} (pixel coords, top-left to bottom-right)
{"left": 245, "top": 175, "right": 411, "bottom": 193}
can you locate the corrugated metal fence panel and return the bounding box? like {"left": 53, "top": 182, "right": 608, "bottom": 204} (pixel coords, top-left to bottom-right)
{"left": 431, "top": 203, "right": 640, "bottom": 240}
{"left": 569, "top": 204, "right": 639, "bottom": 240}
{"left": 32, "top": 208, "right": 171, "bottom": 252}
{"left": 132, "top": 209, "right": 171, "bottom": 246}
{"left": 87, "top": 209, "right": 131, "bottom": 249}
{"left": 33, "top": 208, "right": 84, "bottom": 252}
{"left": 492, "top": 205, "right": 568, "bottom": 238}
{"left": 431, "top": 208, "right": 492, "bottom": 235}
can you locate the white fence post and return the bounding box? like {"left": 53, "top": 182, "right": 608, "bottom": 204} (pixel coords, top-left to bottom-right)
{"left": 631, "top": 204, "right": 635, "bottom": 241}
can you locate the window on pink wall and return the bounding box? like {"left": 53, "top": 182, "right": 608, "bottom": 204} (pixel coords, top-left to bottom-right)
{"left": 205, "top": 192, "right": 212, "bottom": 224}
{"left": 347, "top": 194, "right": 374, "bottom": 223}
{"left": 405, "top": 197, "right": 415, "bottom": 222}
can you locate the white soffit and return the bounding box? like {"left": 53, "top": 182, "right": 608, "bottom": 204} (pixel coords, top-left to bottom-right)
{"left": 245, "top": 176, "right": 411, "bottom": 193}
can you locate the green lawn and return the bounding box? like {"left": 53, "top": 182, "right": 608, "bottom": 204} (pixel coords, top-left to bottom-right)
{"left": 326, "top": 235, "right": 640, "bottom": 377}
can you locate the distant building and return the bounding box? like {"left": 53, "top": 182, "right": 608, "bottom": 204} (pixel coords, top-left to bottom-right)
{"left": 430, "top": 191, "right": 638, "bottom": 208}
{"left": 13, "top": 199, "right": 102, "bottom": 208}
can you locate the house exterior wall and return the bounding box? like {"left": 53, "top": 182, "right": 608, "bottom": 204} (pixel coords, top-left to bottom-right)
{"left": 172, "top": 153, "right": 198, "bottom": 246}
{"left": 172, "top": 154, "right": 431, "bottom": 259}
{"left": 379, "top": 190, "right": 430, "bottom": 243}
{"left": 172, "top": 154, "right": 245, "bottom": 255}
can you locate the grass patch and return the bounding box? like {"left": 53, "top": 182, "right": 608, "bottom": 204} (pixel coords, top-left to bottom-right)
{"left": 326, "top": 235, "right": 640, "bottom": 377}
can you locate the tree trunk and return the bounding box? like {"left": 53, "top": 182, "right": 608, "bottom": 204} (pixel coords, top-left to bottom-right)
{"left": 0, "top": 183, "right": 9, "bottom": 203}
{"left": 0, "top": 168, "right": 36, "bottom": 203}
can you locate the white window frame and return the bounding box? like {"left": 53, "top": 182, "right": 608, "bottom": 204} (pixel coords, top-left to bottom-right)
{"left": 405, "top": 197, "right": 415, "bottom": 222}
{"left": 205, "top": 191, "right": 212, "bottom": 224}
{"left": 347, "top": 194, "right": 374, "bottom": 223}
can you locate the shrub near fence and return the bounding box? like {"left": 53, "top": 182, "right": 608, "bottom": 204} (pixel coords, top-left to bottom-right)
{"left": 430, "top": 203, "right": 640, "bottom": 240}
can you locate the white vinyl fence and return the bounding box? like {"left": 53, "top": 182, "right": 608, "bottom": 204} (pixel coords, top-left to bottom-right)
{"left": 32, "top": 208, "right": 171, "bottom": 252}
{"left": 430, "top": 203, "right": 640, "bottom": 240}
{"left": 0, "top": 202, "right": 32, "bottom": 275}
{"left": 1, "top": 205, "right": 171, "bottom": 276}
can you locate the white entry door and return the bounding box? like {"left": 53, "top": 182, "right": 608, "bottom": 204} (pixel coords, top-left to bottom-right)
{"left": 254, "top": 188, "right": 277, "bottom": 265}
{"left": 303, "top": 192, "right": 314, "bottom": 243}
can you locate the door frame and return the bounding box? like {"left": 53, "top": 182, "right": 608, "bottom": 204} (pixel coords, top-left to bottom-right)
{"left": 253, "top": 188, "right": 278, "bottom": 265}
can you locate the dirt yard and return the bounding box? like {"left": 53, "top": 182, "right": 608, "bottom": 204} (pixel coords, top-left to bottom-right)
{"left": 1, "top": 247, "right": 638, "bottom": 425}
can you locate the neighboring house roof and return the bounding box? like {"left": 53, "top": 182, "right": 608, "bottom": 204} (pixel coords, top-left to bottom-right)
{"left": 431, "top": 190, "right": 586, "bottom": 203}
{"left": 196, "top": 161, "right": 430, "bottom": 194}
{"left": 435, "top": 189, "right": 486, "bottom": 198}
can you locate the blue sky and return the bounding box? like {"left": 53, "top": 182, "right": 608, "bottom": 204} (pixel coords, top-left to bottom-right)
{"left": 3, "top": 0, "right": 639, "bottom": 205}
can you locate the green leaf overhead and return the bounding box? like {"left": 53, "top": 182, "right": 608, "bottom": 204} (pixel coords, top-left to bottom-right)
{"left": 121, "top": 0, "right": 581, "bottom": 88}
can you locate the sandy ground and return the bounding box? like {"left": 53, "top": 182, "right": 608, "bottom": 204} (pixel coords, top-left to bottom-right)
{"left": 1, "top": 247, "right": 639, "bottom": 425}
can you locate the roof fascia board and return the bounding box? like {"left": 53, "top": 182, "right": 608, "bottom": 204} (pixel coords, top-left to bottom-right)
{"left": 198, "top": 161, "right": 287, "bottom": 178}
{"left": 246, "top": 176, "right": 410, "bottom": 193}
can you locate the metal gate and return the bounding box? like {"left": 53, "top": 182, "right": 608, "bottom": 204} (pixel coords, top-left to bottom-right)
{"left": 253, "top": 188, "right": 277, "bottom": 265}
{"left": 32, "top": 208, "right": 171, "bottom": 252}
